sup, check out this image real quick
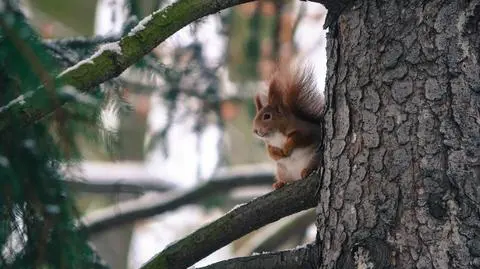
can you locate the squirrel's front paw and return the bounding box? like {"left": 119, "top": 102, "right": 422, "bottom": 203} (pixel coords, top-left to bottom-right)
{"left": 268, "top": 145, "right": 287, "bottom": 160}
{"left": 273, "top": 181, "right": 286, "bottom": 189}
{"left": 281, "top": 147, "right": 293, "bottom": 157}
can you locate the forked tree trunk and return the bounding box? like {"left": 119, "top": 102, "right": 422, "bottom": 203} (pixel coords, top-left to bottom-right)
{"left": 318, "top": 0, "right": 480, "bottom": 268}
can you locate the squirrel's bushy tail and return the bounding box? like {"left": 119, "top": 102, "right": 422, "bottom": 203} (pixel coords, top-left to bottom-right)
{"left": 270, "top": 63, "right": 325, "bottom": 123}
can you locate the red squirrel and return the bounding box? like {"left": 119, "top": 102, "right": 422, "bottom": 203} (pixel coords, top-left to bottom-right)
{"left": 253, "top": 65, "right": 324, "bottom": 189}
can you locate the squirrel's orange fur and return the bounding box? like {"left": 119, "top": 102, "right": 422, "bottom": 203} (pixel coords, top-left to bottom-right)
{"left": 253, "top": 65, "right": 324, "bottom": 189}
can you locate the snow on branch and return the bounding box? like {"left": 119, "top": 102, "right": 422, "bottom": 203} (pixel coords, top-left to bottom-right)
{"left": 138, "top": 174, "right": 320, "bottom": 269}
{"left": 82, "top": 164, "right": 276, "bottom": 235}
{"left": 197, "top": 243, "right": 320, "bottom": 269}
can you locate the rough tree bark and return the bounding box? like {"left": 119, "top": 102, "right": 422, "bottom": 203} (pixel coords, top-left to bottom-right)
{"left": 317, "top": 0, "right": 480, "bottom": 268}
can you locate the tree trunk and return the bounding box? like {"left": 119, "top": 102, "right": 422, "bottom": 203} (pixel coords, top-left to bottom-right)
{"left": 318, "top": 0, "right": 480, "bottom": 268}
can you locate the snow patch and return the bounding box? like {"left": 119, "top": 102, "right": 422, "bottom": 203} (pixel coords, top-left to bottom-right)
{"left": 128, "top": 7, "right": 165, "bottom": 37}
{"left": 226, "top": 203, "right": 246, "bottom": 214}
{"left": 57, "top": 58, "right": 94, "bottom": 77}
{"left": 292, "top": 243, "right": 309, "bottom": 250}
{"left": 99, "top": 42, "right": 123, "bottom": 55}
{"left": 128, "top": 14, "right": 153, "bottom": 36}
{"left": 57, "top": 42, "right": 122, "bottom": 77}
{"left": 0, "top": 155, "right": 9, "bottom": 167}
{"left": 0, "top": 91, "right": 33, "bottom": 113}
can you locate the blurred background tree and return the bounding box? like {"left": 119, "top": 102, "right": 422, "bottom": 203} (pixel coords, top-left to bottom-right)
{"left": 1, "top": 0, "right": 327, "bottom": 268}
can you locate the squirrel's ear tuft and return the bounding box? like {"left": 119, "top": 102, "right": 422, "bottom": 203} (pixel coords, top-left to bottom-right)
{"left": 255, "top": 93, "right": 267, "bottom": 111}
{"left": 268, "top": 78, "right": 283, "bottom": 105}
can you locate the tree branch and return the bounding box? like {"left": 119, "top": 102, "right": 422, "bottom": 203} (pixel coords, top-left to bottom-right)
{"left": 61, "top": 161, "right": 176, "bottom": 194}
{"left": 82, "top": 164, "right": 276, "bottom": 235}
{"left": 138, "top": 173, "right": 320, "bottom": 269}
{"left": 197, "top": 243, "right": 320, "bottom": 269}
{"left": 65, "top": 163, "right": 274, "bottom": 194}
{"left": 0, "top": 0, "right": 256, "bottom": 133}
{"left": 64, "top": 178, "right": 174, "bottom": 194}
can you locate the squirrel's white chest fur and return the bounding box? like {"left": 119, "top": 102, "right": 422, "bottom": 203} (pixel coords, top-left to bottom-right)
{"left": 278, "top": 147, "right": 315, "bottom": 182}
{"left": 265, "top": 132, "right": 287, "bottom": 148}
{"left": 262, "top": 132, "right": 315, "bottom": 182}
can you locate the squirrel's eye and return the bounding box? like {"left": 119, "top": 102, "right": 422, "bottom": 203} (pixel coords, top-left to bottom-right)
{"left": 263, "top": 113, "right": 272, "bottom": 120}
